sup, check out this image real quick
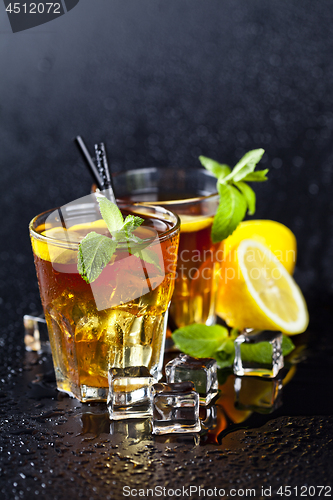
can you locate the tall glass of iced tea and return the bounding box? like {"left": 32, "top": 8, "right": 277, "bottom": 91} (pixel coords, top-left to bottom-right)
{"left": 112, "top": 168, "right": 221, "bottom": 329}
{"left": 29, "top": 194, "right": 180, "bottom": 402}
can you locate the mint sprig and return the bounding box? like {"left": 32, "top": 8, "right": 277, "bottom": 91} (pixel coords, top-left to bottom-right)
{"left": 199, "top": 149, "right": 268, "bottom": 243}
{"left": 78, "top": 232, "right": 117, "bottom": 284}
{"left": 77, "top": 196, "right": 160, "bottom": 283}
{"left": 172, "top": 324, "right": 295, "bottom": 369}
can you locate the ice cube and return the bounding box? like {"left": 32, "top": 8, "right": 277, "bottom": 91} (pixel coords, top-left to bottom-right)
{"left": 75, "top": 315, "right": 101, "bottom": 342}
{"left": 234, "top": 376, "right": 283, "bottom": 413}
{"left": 152, "top": 381, "right": 201, "bottom": 435}
{"left": 233, "top": 329, "right": 284, "bottom": 378}
{"left": 199, "top": 405, "right": 217, "bottom": 431}
{"left": 23, "top": 313, "right": 50, "bottom": 353}
{"left": 107, "top": 366, "right": 153, "bottom": 420}
{"left": 165, "top": 354, "right": 218, "bottom": 405}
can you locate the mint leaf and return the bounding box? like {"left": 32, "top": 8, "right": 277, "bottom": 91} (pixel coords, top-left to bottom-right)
{"left": 226, "top": 148, "right": 265, "bottom": 182}
{"left": 122, "top": 215, "right": 144, "bottom": 234}
{"left": 199, "top": 156, "right": 231, "bottom": 180}
{"left": 240, "top": 334, "right": 295, "bottom": 364}
{"left": 77, "top": 195, "right": 162, "bottom": 283}
{"left": 172, "top": 324, "right": 229, "bottom": 358}
{"left": 215, "top": 338, "right": 235, "bottom": 368}
{"left": 199, "top": 149, "right": 268, "bottom": 243}
{"left": 77, "top": 232, "right": 117, "bottom": 283}
{"left": 96, "top": 195, "right": 124, "bottom": 234}
{"left": 242, "top": 169, "right": 269, "bottom": 182}
{"left": 211, "top": 184, "right": 247, "bottom": 243}
{"left": 234, "top": 181, "right": 256, "bottom": 215}
{"left": 172, "top": 323, "right": 295, "bottom": 370}
{"left": 131, "top": 247, "right": 162, "bottom": 273}
{"left": 282, "top": 335, "right": 295, "bottom": 357}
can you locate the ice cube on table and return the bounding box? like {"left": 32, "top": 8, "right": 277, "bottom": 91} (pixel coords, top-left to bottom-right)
{"left": 107, "top": 366, "right": 153, "bottom": 420}
{"left": 165, "top": 354, "right": 218, "bottom": 405}
{"left": 152, "top": 381, "right": 201, "bottom": 435}
{"left": 234, "top": 376, "right": 283, "bottom": 413}
{"left": 233, "top": 329, "right": 284, "bottom": 378}
{"left": 23, "top": 313, "right": 50, "bottom": 353}
{"left": 199, "top": 405, "right": 218, "bottom": 431}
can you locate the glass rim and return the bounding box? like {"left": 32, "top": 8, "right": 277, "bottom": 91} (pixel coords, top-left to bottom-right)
{"left": 29, "top": 201, "right": 181, "bottom": 249}
{"left": 112, "top": 167, "right": 219, "bottom": 206}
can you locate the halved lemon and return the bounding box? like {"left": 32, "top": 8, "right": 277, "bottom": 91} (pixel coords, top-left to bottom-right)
{"left": 179, "top": 214, "right": 214, "bottom": 233}
{"left": 216, "top": 239, "right": 308, "bottom": 334}
{"left": 222, "top": 220, "right": 297, "bottom": 274}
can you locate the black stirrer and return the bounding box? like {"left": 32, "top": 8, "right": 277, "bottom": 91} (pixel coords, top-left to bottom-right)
{"left": 75, "top": 136, "right": 103, "bottom": 190}
{"left": 94, "top": 142, "right": 117, "bottom": 204}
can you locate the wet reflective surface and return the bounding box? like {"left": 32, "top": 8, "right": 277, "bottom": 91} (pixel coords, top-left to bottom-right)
{"left": 0, "top": 300, "right": 333, "bottom": 499}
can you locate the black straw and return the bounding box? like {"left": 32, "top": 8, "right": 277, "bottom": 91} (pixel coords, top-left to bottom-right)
{"left": 75, "top": 136, "right": 103, "bottom": 190}
{"left": 94, "top": 143, "right": 117, "bottom": 204}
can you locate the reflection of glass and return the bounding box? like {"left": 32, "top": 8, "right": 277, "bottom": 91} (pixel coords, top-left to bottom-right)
{"left": 29, "top": 196, "right": 179, "bottom": 402}
{"left": 112, "top": 168, "right": 220, "bottom": 328}
{"left": 110, "top": 418, "right": 152, "bottom": 442}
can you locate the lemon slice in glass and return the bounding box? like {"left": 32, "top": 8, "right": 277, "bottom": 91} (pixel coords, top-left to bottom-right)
{"left": 179, "top": 214, "right": 214, "bottom": 233}
{"left": 217, "top": 239, "right": 309, "bottom": 334}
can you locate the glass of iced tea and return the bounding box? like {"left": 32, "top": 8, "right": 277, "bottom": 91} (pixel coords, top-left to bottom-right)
{"left": 29, "top": 193, "right": 180, "bottom": 402}
{"left": 112, "top": 168, "right": 221, "bottom": 329}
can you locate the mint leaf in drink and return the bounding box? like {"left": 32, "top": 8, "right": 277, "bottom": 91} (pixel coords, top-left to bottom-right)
{"left": 199, "top": 148, "right": 268, "bottom": 242}
{"left": 122, "top": 215, "right": 145, "bottom": 234}
{"left": 77, "top": 194, "right": 161, "bottom": 283}
{"left": 77, "top": 232, "right": 117, "bottom": 284}
{"left": 131, "top": 247, "right": 162, "bottom": 273}
{"left": 211, "top": 184, "right": 247, "bottom": 243}
{"left": 198, "top": 156, "right": 231, "bottom": 180}
{"left": 172, "top": 324, "right": 229, "bottom": 358}
{"left": 96, "top": 195, "right": 124, "bottom": 234}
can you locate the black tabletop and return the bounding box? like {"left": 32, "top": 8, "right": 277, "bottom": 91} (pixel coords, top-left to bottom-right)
{"left": 0, "top": 296, "right": 332, "bottom": 500}
{"left": 1, "top": 1, "right": 333, "bottom": 498}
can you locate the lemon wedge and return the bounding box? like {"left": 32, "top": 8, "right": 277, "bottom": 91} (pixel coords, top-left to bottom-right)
{"left": 216, "top": 239, "right": 308, "bottom": 334}
{"left": 179, "top": 214, "right": 214, "bottom": 233}
{"left": 32, "top": 220, "right": 108, "bottom": 263}
{"left": 31, "top": 227, "right": 81, "bottom": 263}
{"left": 222, "top": 220, "right": 297, "bottom": 274}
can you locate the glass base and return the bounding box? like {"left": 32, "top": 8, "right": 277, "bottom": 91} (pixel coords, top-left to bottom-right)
{"left": 55, "top": 371, "right": 162, "bottom": 403}
{"left": 56, "top": 378, "right": 109, "bottom": 402}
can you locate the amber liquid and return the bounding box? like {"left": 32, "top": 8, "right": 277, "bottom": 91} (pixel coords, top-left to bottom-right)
{"left": 31, "top": 211, "right": 179, "bottom": 401}
{"left": 121, "top": 193, "right": 221, "bottom": 328}
{"left": 171, "top": 223, "right": 221, "bottom": 328}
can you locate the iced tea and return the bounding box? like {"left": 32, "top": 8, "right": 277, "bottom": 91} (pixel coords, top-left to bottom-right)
{"left": 112, "top": 168, "right": 220, "bottom": 328}
{"left": 30, "top": 199, "right": 179, "bottom": 402}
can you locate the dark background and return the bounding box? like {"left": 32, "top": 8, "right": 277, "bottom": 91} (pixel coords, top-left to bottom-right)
{"left": 0, "top": 0, "right": 332, "bottom": 355}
